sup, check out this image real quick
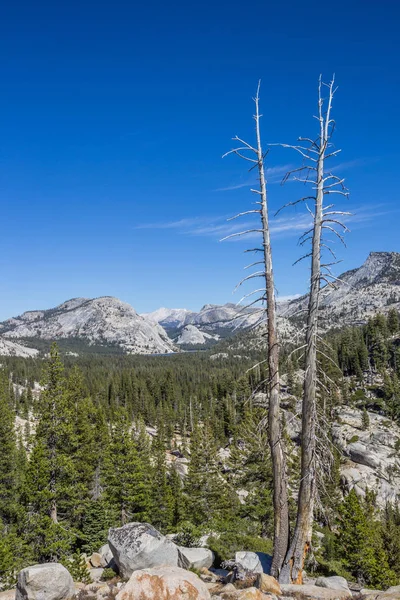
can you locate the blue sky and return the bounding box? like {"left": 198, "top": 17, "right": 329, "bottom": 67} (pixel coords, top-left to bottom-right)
{"left": 0, "top": 0, "right": 399, "bottom": 319}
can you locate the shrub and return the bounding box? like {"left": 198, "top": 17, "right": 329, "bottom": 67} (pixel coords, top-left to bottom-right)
{"left": 173, "top": 522, "right": 202, "bottom": 548}
{"left": 101, "top": 568, "right": 117, "bottom": 581}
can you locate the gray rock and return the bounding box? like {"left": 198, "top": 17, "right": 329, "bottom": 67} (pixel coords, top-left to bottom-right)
{"left": 235, "top": 552, "right": 263, "bottom": 575}
{"left": 315, "top": 576, "right": 350, "bottom": 592}
{"left": 16, "top": 563, "right": 75, "bottom": 600}
{"left": 387, "top": 585, "right": 400, "bottom": 593}
{"left": 281, "top": 583, "right": 351, "bottom": 599}
{"left": 108, "top": 522, "right": 189, "bottom": 578}
{"left": 98, "top": 544, "right": 117, "bottom": 570}
{"left": 88, "top": 568, "right": 104, "bottom": 582}
{"left": 346, "top": 442, "right": 381, "bottom": 469}
{"left": 360, "top": 590, "right": 398, "bottom": 600}
{"left": 179, "top": 547, "right": 214, "bottom": 570}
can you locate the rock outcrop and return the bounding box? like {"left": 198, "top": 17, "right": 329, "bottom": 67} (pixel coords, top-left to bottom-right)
{"left": 0, "top": 297, "right": 175, "bottom": 355}
{"left": 179, "top": 547, "right": 214, "bottom": 570}
{"left": 115, "top": 566, "right": 211, "bottom": 600}
{"left": 16, "top": 564, "right": 74, "bottom": 600}
{"left": 280, "top": 583, "right": 351, "bottom": 599}
{"left": 333, "top": 407, "right": 400, "bottom": 507}
{"left": 315, "top": 576, "right": 350, "bottom": 593}
{"left": 108, "top": 522, "right": 189, "bottom": 578}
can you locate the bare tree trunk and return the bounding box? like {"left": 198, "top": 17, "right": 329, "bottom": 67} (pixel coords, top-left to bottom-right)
{"left": 50, "top": 403, "right": 58, "bottom": 524}
{"left": 223, "top": 82, "right": 289, "bottom": 577}
{"left": 254, "top": 88, "right": 290, "bottom": 577}
{"left": 50, "top": 495, "right": 58, "bottom": 523}
{"left": 280, "top": 76, "right": 346, "bottom": 584}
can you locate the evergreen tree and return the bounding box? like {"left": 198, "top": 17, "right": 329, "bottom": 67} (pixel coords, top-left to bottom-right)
{"left": 29, "top": 344, "right": 76, "bottom": 523}
{"left": 387, "top": 308, "right": 399, "bottom": 335}
{"left": 24, "top": 345, "right": 76, "bottom": 561}
{"left": 229, "top": 408, "right": 273, "bottom": 537}
{"left": 80, "top": 499, "right": 110, "bottom": 555}
{"left": 382, "top": 503, "right": 400, "bottom": 578}
{"left": 337, "top": 489, "right": 396, "bottom": 588}
{"left": 361, "top": 408, "right": 370, "bottom": 431}
{"left": 103, "top": 410, "right": 152, "bottom": 525}
{"left": 150, "top": 421, "right": 173, "bottom": 532}
{"left": 184, "top": 423, "right": 239, "bottom": 531}
{"left": 0, "top": 371, "right": 20, "bottom": 523}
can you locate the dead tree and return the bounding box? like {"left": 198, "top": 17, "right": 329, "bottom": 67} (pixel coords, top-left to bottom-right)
{"left": 222, "top": 82, "right": 290, "bottom": 577}
{"left": 277, "top": 75, "right": 349, "bottom": 584}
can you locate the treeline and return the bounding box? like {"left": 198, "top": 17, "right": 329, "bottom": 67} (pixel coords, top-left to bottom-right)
{"left": 1, "top": 310, "right": 400, "bottom": 588}
{"left": 0, "top": 345, "right": 273, "bottom": 587}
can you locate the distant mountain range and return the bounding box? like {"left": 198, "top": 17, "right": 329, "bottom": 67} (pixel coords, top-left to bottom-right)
{"left": 277, "top": 251, "right": 400, "bottom": 327}
{"left": 0, "top": 252, "right": 399, "bottom": 357}
{"left": 0, "top": 297, "right": 175, "bottom": 356}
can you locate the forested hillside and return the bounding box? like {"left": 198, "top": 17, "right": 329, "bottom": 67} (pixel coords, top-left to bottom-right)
{"left": 1, "top": 309, "right": 400, "bottom": 591}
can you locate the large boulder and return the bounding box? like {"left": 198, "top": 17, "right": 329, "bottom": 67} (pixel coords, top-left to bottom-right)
{"left": 108, "top": 522, "right": 188, "bottom": 578}
{"left": 179, "top": 547, "right": 214, "bottom": 570}
{"left": 223, "top": 552, "right": 263, "bottom": 582}
{"left": 281, "top": 583, "right": 351, "bottom": 599}
{"left": 360, "top": 592, "right": 399, "bottom": 600}
{"left": 255, "top": 573, "right": 282, "bottom": 596}
{"left": 0, "top": 591, "right": 16, "bottom": 600}
{"left": 235, "top": 552, "right": 263, "bottom": 575}
{"left": 115, "top": 565, "right": 211, "bottom": 600}
{"left": 315, "top": 576, "right": 350, "bottom": 592}
{"left": 387, "top": 585, "right": 400, "bottom": 594}
{"left": 16, "top": 564, "right": 75, "bottom": 600}
{"left": 235, "top": 589, "right": 265, "bottom": 600}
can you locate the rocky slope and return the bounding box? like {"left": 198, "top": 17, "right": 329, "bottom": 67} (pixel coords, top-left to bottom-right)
{"left": 0, "top": 297, "right": 175, "bottom": 355}
{"left": 1, "top": 251, "right": 399, "bottom": 355}
{"left": 280, "top": 399, "right": 400, "bottom": 508}
{"left": 176, "top": 324, "right": 219, "bottom": 346}
{"left": 145, "top": 253, "right": 400, "bottom": 346}
{"left": 0, "top": 337, "right": 39, "bottom": 358}
{"left": 144, "top": 303, "right": 263, "bottom": 334}
{"left": 279, "top": 252, "right": 400, "bottom": 328}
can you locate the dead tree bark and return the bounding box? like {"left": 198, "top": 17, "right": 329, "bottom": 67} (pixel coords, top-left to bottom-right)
{"left": 222, "top": 82, "right": 290, "bottom": 577}
{"left": 279, "top": 75, "right": 349, "bottom": 584}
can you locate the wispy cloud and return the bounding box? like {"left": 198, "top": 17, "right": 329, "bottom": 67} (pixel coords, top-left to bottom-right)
{"left": 135, "top": 217, "right": 206, "bottom": 230}
{"left": 215, "top": 164, "right": 293, "bottom": 191}
{"left": 135, "top": 213, "right": 312, "bottom": 241}
{"left": 331, "top": 157, "right": 377, "bottom": 173}
{"left": 134, "top": 203, "right": 398, "bottom": 242}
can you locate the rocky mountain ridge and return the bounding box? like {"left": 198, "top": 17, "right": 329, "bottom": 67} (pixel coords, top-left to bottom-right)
{"left": 145, "top": 252, "right": 400, "bottom": 346}
{"left": 279, "top": 252, "right": 400, "bottom": 327}
{"left": 0, "top": 296, "right": 175, "bottom": 355}
{"left": 1, "top": 252, "right": 399, "bottom": 356}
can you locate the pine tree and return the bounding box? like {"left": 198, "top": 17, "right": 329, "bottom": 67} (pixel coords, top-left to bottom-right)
{"left": 184, "top": 423, "right": 239, "bottom": 531}
{"left": 80, "top": 499, "right": 110, "bottom": 555}
{"left": 103, "top": 410, "right": 152, "bottom": 525}
{"left": 361, "top": 408, "right": 370, "bottom": 431}
{"left": 387, "top": 308, "right": 399, "bottom": 335}
{"left": 30, "top": 344, "right": 75, "bottom": 523}
{"left": 24, "top": 344, "right": 76, "bottom": 561}
{"left": 382, "top": 503, "right": 400, "bottom": 578}
{"left": 66, "top": 550, "right": 91, "bottom": 584}
{"left": 337, "top": 489, "right": 396, "bottom": 588}
{"left": 150, "top": 421, "right": 173, "bottom": 532}
{"left": 0, "top": 371, "right": 20, "bottom": 523}
{"left": 229, "top": 408, "right": 273, "bottom": 538}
